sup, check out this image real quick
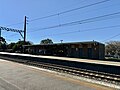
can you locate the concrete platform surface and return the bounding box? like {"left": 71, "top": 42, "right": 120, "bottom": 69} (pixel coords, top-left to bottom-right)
{"left": 0, "top": 59, "right": 113, "bottom": 90}
{"left": 0, "top": 52, "right": 120, "bottom": 66}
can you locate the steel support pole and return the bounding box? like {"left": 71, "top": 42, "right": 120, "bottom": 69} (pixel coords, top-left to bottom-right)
{"left": 23, "top": 16, "right": 27, "bottom": 53}
{"left": 0, "top": 29, "right": 1, "bottom": 37}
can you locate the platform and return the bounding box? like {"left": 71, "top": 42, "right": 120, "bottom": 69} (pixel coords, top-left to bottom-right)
{"left": 0, "top": 52, "right": 120, "bottom": 66}
{"left": 0, "top": 52, "right": 120, "bottom": 75}
{"left": 0, "top": 59, "right": 113, "bottom": 90}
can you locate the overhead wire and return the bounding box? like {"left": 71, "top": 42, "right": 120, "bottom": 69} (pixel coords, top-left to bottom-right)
{"left": 4, "top": 0, "right": 110, "bottom": 27}
{"left": 28, "top": 0, "right": 110, "bottom": 22}
{"left": 6, "top": 25, "right": 120, "bottom": 42}
{"left": 3, "top": 34, "right": 18, "bottom": 42}
{"left": 4, "top": 0, "right": 116, "bottom": 42}
{"left": 39, "top": 25, "right": 120, "bottom": 37}
{"left": 28, "top": 11, "right": 120, "bottom": 33}
{"left": 5, "top": 10, "right": 120, "bottom": 42}
{"left": 4, "top": 0, "right": 85, "bottom": 27}
{"left": 102, "top": 33, "right": 120, "bottom": 42}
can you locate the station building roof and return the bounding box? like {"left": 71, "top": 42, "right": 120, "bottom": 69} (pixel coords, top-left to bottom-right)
{"left": 24, "top": 41, "right": 104, "bottom": 47}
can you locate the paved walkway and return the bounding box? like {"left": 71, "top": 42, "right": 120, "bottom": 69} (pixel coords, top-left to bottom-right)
{"left": 0, "top": 59, "right": 113, "bottom": 90}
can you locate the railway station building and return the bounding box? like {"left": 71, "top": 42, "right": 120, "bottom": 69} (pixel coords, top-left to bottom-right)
{"left": 24, "top": 41, "right": 105, "bottom": 59}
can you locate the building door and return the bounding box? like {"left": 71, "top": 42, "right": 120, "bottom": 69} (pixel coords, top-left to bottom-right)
{"left": 79, "top": 48, "right": 83, "bottom": 58}
{"left": 88, "top": 48, "right": 92, "bottom": 58}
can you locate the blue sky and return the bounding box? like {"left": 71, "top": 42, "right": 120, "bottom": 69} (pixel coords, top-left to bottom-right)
{"left": 0, "top": 0, "right": 120, "bottom": 44}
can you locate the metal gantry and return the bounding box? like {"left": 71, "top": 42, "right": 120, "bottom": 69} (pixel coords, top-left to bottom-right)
{"left": 0, "top": 16, "right": 27, "bottom": 43}
{"left": 0, "top": 26, "right": 24, "bottom": 39}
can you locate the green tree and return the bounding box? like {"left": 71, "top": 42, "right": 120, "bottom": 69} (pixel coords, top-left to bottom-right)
{"left": 12, "top": 41, "right": 33, "bottom": 52}
{"left": 0, "top": 37, "right": 7, "bottom": 51}
{"left": 0, "top": 37, "right": 6, "bottom": 43}
{"left": 40, "top": 38, "right": 53, "bottom": 44}
{"left": 7, "top": 43, "right": 15, "bottom": 49}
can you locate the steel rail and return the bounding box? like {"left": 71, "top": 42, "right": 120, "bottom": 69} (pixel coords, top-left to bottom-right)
{"left": 2, "top": 56, "right": 119, "bottom": 85}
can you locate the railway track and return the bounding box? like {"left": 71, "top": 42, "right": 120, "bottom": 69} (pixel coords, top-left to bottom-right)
{"left": 1, "top": 56, "right": 120, "bottom": 86}
{"left": 28, "top": 61, "right": 120, "bottom": 84}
